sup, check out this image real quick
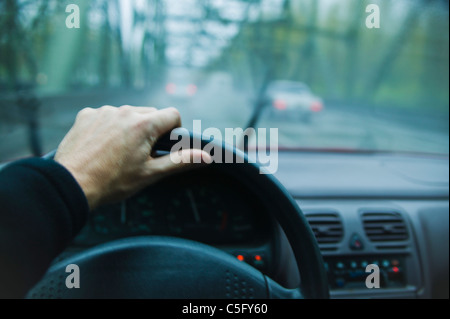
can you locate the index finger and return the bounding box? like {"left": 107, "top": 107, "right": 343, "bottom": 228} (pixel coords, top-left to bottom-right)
{"left": 145, "top": 107, "right": 182, "bottom": 138}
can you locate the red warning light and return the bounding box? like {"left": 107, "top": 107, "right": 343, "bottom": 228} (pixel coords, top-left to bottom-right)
{"left": 255, "top": 255, "right": 262, "bottom": 262}
{"left": 392, "top": 266, "right": 400, "bottom": 273}
{"left": 237, "top": 255, "right": 245, "bottom": 261}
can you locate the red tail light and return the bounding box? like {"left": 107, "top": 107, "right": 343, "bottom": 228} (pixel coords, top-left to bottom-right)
{"left": 310, "top": 101, "right": 323, "bottom": 112}
{"left": 187, "top": 84, "right": 197, "bottom": 96}
{"left": 166, "top": 83, "right": 176, "bottom": 95}
{"left": 273, "top": 99, "right": 287, "bottom": 110}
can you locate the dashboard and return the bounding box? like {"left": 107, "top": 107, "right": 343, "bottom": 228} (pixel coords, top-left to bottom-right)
{"left": 274, "top": 152, "right": 449, "bottom": 299}
{"left": 64, "top": 151, "right": 448, "bottom": 299}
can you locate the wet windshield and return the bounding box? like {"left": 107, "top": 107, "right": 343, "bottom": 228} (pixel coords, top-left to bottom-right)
{"left": 0, "top": 0, "right": 448, "bottom": 161}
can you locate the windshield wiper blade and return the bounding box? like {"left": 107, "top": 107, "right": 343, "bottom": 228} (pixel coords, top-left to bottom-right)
{"left": 242, "top": 69, "right": 274, "bottom": 152}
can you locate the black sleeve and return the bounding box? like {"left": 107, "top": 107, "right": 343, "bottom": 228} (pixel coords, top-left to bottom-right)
{"left": 0, "top": 158, "right": 89, "bottom": 298}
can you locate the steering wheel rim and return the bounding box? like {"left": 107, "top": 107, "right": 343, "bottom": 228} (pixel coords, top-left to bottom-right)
{"left": 28, "top": 129, "right": 329, "bottom": 299}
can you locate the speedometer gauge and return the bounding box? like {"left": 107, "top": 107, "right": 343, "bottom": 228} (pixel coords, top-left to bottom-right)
{"left": 165, "top": 184, "right": 256, "bottom": 244}
{"left": 88, "top": 168, "right": 271, "bottom": 246}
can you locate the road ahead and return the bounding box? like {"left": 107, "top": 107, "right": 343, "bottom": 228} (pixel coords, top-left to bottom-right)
{"left": 1, "top": 74, "right": 448, "bottom": 162}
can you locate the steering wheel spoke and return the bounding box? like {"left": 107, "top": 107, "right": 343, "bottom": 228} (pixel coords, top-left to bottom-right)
{"left": 265, "top": 276, "right": 304, "bottom": 299}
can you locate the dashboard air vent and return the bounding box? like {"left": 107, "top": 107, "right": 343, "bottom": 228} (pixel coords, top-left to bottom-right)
{"left": 306, "top": 213, "right": 343, "bottom": 244}
{"left": 362, "top": 212, "right": 409, "bottom": 242}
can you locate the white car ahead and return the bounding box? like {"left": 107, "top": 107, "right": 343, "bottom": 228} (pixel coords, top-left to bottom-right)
{"left": 265, "top": 81, "right": 324, "bottom": 123}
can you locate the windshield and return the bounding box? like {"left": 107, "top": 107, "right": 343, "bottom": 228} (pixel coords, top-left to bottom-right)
{"left": 0, "top": 0, "right": 448, "bottom": 162}
{"left": 267, "top": 82, "right": 311, "bottom": 94}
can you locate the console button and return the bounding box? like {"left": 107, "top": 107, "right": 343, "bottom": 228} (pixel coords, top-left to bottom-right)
{"left": 335, "top": 278, "right": 346, "bottom": 288}
{"left": 349, "top": 233, "right": 364, "bottom": 251}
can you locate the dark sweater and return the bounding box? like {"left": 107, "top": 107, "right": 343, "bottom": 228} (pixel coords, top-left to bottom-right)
{"left": 0, "top": 158, "right": 89, "bottom": 298}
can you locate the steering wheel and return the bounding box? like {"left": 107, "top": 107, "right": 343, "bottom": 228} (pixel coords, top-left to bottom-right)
{"left": 28, "top": 129, "right": 329, "bottom": 299}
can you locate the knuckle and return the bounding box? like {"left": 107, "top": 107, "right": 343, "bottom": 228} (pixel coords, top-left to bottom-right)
{"left": 119, "top": 105, "right": 132, "bottom": 111}
{"left": 77, "top": 107, "right": 95, "bottom": 119}
{"left": 119, "top": 105, "right": 135, "bottom": 117}
{"left": 100, "top": 105, "right": 115, "bottom": 112}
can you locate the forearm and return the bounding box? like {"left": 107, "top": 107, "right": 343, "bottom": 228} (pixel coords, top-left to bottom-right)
{"left": 0, "top": 158, "right": 89, "bottom": 298}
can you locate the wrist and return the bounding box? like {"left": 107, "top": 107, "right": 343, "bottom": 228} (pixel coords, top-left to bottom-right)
{"left": 55, "top": 160, "right": 100, "bottom": 211}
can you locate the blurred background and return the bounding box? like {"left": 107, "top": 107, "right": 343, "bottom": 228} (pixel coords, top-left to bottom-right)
{"left": 0, "top": 0, "right": 448, "bottom": 161}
